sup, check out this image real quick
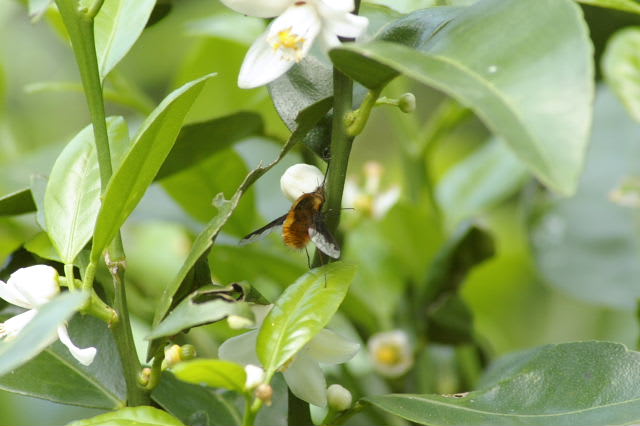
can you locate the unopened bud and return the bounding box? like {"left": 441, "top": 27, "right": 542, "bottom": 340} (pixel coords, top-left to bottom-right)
{"left": 162, "top": 344, "right": 197, "bottom": 370}
{"left": 327, "top": 384, "right": 352, "bottom": 411}
{"left": 138, "top": 367, "right": 152, "bottom": 386}
{"left": 180, "top": 344, "right": 197, "bottom": 361}
{"left": 280, "top": 164, "right": 325, "bottom": 201}
{"left": 398, "top": 93, "right": 416, "bottom": 113}
{"left": 227, "top": 314, "right": 254, "bottom": 330}
{"left": 244, "top": 364, "right": 265, "bottom": 391}
{"left": 255, "top": 383, "right": 273, "bottom": 406}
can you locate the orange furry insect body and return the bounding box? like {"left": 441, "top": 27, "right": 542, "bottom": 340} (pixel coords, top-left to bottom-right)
{"left": 240, "top": 186, "right": 340, "bottom": 259}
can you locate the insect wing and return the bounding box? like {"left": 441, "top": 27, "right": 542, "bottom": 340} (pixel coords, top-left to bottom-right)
{"left": 308, "top": 213, "right": 340, "bottom": 259}
{"left": 239, "top": 214, "right": 287, "bottom": 245}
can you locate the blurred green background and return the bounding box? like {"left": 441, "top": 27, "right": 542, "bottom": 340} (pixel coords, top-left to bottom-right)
{"left": 1, "top": 0, "right": 640, "bottom": 424}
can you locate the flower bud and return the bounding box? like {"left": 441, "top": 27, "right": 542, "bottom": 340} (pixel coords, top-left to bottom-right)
{"left": 162, "top": 344, "right": 197, "bottom": 370}
{"left": 255, "top": 383, "right": 273, "bottom": 406}
{"left": 244, "top": 364, "right": 265, "bottom": 390}
{"left": 227, "top": 314, "right": 255, "bottom": 330}
{"left": 7, "top": 265, "right": 59, "bottom": 307}
{"left": 138, "top": 367, "right": 152, "bottom": 387}
{"left": 327, "top": 384, "right": 352, "bottom": 411}
{"left": 398, "top": 93, "right": 416, "bottom": 113}
{"left": 280, "top": 164, "right": 325, "bottom": 201}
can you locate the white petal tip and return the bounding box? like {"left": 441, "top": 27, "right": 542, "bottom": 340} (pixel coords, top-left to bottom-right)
{"left": 74, "top": 347, "right": 97, "bottom": 366}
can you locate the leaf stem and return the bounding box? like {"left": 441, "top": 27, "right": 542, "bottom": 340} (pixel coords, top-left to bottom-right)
{"left": 64, "top": 263, "right": 76, "bottom": 291}
{"left": 345, "top": 88, "right": 381, "bottom": 137}
{"left": 55, "top": 0, "right": 148, "bottom": 406}
{"left": 242, "top": 397, "right": 262, "bottom": 426}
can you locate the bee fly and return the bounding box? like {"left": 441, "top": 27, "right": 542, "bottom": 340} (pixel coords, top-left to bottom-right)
{"left": 239, "top": 185, "right": 340, "bottom": 259}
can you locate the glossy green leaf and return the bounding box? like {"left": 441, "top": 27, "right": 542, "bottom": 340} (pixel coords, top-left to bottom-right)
{"left": 45, "top": 117, "right": 128, "bottom": 264}
{"left": 30, "top": 174, "right": 49, "bottom": 231}
{"left": 532, "top": 87, "right": 640, "bottom": 308}
{"left": 603, "top": 27, "right": 640, "bottom": 122}
{"left": 24, "top": 232, "right": 61, "bottom": 262}
{"left": 91, "top": 73, "right": 215, "bottom": 262}
{"left": 0, "top": 291, "right": 88, "bottom": 376}
{"left": 331, "top": 0, "right": 593, "bottom": 195}
{"left": 67, "top": 406, "right": 185, "bottom": 426}
{"left": 0, "top": 315, "right": 125, "bottom": 409}
{"left": 577, "top": 0, "right": 640, "bottom": 14}
{"left": 269, "top": 57, "right": 332, "bottom": 131}
{"left": 147, "top": 292, "right": 253, "bottom": 340}
{"left": 173, "top": 359, "right": 246, "bottom": 393}
{"left": 162, "top": 149, "right": 256, "bottom": 236}
{"left": 366, "top": 341, "right": 640, "bottom": 426}
{"left": 94, "top": 0, "right": 157, "bottom": 80}
{"left": 150, "top": 96, "right": 333, "bottom": 337}
{"left": 0, "top": 188, "right": 36, "bottom": 217}
{"left": 257, "top": 262, "right": 356, "bottom": 376}
{"left": 156, "top": 112, "right": 264, "bottom": 181}
{"left": 152, "top": 372, "right": 241, "bottom": 426}
{"left": 436, "top": 139, "right": 529, "bottom": 228}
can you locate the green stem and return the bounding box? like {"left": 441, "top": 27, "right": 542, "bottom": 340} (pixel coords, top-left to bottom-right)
{"left": 64, "top": 263, "right": 76, "bottom": 291}
{"left": 242, "top": 397, "right": 262, "bottom": 426}
{"left": 346, "top": 88, "right": 381, "bottom": 137}
{"left": 55, "top": 0, "right": 148, "bottom": 406}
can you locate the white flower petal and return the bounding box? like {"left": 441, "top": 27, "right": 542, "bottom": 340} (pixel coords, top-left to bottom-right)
{"left": 219, "top": 0, "right": 293, "bottom": 18}
{"left": 57, "top": 325, "right": 96, "bottom": 366}
{"left": 245, "top": 364, "right": 266, "bottom": 390}
{"left": 7, "top": 265, "right": 59, "bottom": 307}
{"left": 323, "top": 12, "right": 368, "bottom": 40}
{"left": 0, "top": 279, "right": 31, "bottom": 309}
{"left": 218, "top": 330, "right": 261, "bottom": 365}
{"left": 306, "top": 329, "right": 360, "bottom": 364}
{"left": 283, "top": 354, "right": 327, "bottom": 407}
{"left": 316, "top": 0, "right": 355, "bottom": 13}
{"left": 0, "top": 309, "right": 38, "bottom": 339}
{"left": 280, "top": 163, "right": 325, "bottom": 201}
{"left": 373, "top": 186, "right": 400, "bottom": 219}
{"left": 266, "top": 3, "right": 321, "bottom": 58}
{"left": 238, "top": 32, "right": 296, "bottom": 89}
{"left": 368, "top": 330, "right": 413, "bottom": 378}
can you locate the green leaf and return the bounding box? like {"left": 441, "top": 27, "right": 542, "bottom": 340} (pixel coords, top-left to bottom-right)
{"left": 91, "top": 73, "right": 215, "bottom": 262}
{"left": 532, "top": 87, "right": 640, "bottom": 308}
{"left": 155, "top": 112, "right": 264, "bottom": 181}
{"left": 172, "top": 359, "right": 246, "bottom": 393}
{"left": 185, "top": 13, "right": 265, "bottom": 45}
{"left": 255, "top": 373, "right": 288, "bottom": 426}
{"left": 577, "top": 0, "right": 640, "bottom": 14}
{"left": 436, "top": 139, "right": 529, "bottom": 228}
{"left": 150, "top": 97, "right": 330, "bottom": 333}
{"left": 331, "top": 0, "right": 594, "bottom": 195}
{"left": 603, "top": 27, "right": 640, "bottom": 122}
{"left": 365, "top": 341, "right": 640, "bottom": 426}
{"left": 0, "top": 291, "right": 88, "bottom": 376}
{"left": 162, "top": 149, "right": 256, "bottom": 236}
{"left": 152, "top": 372, "right": 241, "bottom": 426}
{"left": 45, "top": 117, "right": 128, "bottom": 263}
{"left": 67, "top": 406, "right": 185, "bottom": 426}
{"left": 94, "top": 0, "right": 156, "bottom": 80}
{"left": 30, "top": 174, "right": 49, "bottom": 231}
{"left": 0, "top": 315, "right": 125, "bottom": 409}
{"left": 147, "top": 291, "right": 254, "bottom": 340}
{"left": 24, "top": 232, "right": 61, "bottom": 262}
{"left": 257, "top": 262, "right": 357, "bottom": 376}
{"left": 0, "top": 188, "right": 36, "bottom": 217}
{"left": 27, "top": 0, "right": 52, "bottom": 21}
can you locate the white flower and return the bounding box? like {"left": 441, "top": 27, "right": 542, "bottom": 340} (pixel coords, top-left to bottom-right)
{"left": 367, "top": 329, "right": 413, "bottom": 378}
{"left": 0, "top": 265, "right": 97, "bottom": 366}
{"left": 343, "top": 162, "right": 400, "bottom": 219}
{"left": 218, "top": 305, "right": 359, "bottom": 407}
{"left": 280, "top": 163, "right": 325, "bottom": 201}
{"left": 221, "top": 0, "right": 368, "bottom": 88}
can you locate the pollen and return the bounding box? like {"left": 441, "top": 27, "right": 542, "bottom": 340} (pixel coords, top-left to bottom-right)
{"left": 374, "top": 343, "right": 402, "bottom": 366}
{"left": 272, "top": 28, "right": 306, "bottom": 62}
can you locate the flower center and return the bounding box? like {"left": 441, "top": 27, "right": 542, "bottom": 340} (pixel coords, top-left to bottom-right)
{"left": 270, "top": 28, "right": 306, "bottom": 62}
{"left": 375, "top": 343, "right": 401, "bottom": 366}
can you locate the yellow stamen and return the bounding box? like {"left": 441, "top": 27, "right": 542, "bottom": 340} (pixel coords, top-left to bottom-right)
{"left": 375, "top": 343, "right": 401, "bottom": 366}
{"left": 272, "top": 28, "right": 306, "bottom": 62}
